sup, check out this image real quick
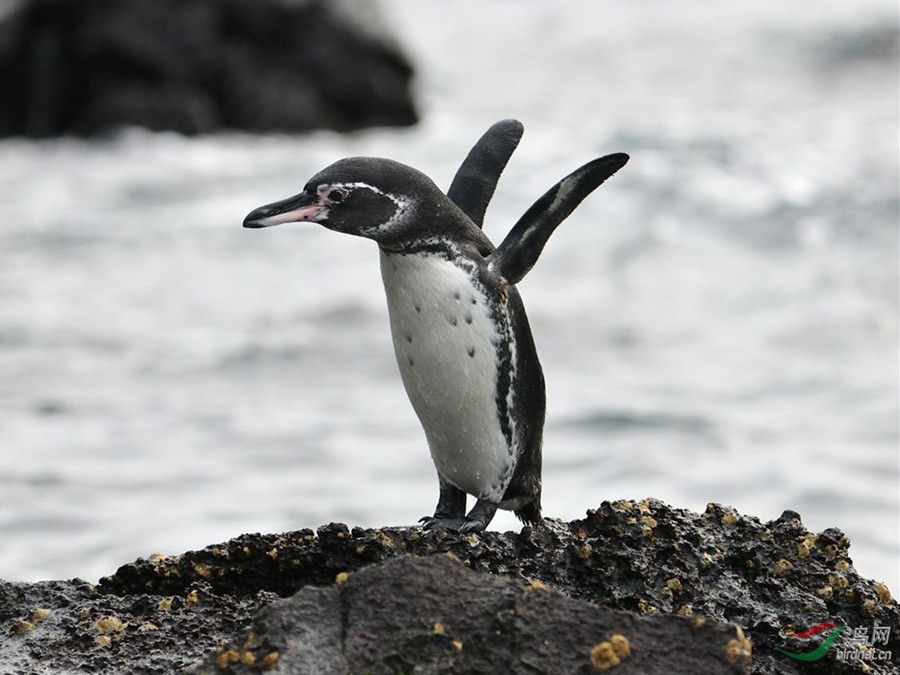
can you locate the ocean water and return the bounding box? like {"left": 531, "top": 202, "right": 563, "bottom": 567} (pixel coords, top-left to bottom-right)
{"left": 1, "top": 1, "right": 897, "bottom": 595}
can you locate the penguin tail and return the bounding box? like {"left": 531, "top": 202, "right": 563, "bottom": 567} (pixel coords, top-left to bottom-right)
{"left": 515, "top": 499, "right": 542, "bottom": 527}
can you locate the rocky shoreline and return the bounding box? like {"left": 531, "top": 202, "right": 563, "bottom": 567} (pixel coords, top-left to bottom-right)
{"left": 0, "top": 0, "right": 417, "bottom": 137}
{"left": 1, "top": 499, "right": 897, "bottom": 673}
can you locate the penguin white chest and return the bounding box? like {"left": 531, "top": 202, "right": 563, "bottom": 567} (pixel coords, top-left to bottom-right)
{"left": 379, "top": 249, "right": 514, "bottom": 501}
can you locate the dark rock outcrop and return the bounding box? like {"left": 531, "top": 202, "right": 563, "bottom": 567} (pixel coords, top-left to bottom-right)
{"left": 1, "top": 500, "right": 897, "bottom": 673}
{"left": 0, "top": 577, "right": 275, "bottom": 673}
{"left": 0, "top": 0, "right": 418, "bottom": 137}
{"left": 191, "top": 555, "right": 748, "bottom": 674}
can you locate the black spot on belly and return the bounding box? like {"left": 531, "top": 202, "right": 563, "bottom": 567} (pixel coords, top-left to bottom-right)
{"left": 449, "top": 316, "right": 458, "bottom": 326}
{"left": 453, "top": 290, "right": 461, "bottom": 300}
{"left": 405, "top": 333, "right": 412, "bottom": 343}
{"left": 407, "top": 355, "right": 414, "bottom": 367}
{"left": 467, "top": 346, "right": 476, "bottom": 358}
{"left": 464, "top": 312, "right": 473, "bottom": 325}
{"left": 470, "top": 296, "right": 477, "bottom": 305}
{"left": 414, "top": 304, "right": 421, "bottom": 313}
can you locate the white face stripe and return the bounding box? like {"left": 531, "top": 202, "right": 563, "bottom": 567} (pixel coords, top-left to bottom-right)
{"left": 320, "top": 181, "right": 411, "bottom": 235}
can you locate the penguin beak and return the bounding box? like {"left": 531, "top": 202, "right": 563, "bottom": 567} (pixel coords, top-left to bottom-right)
{"left": 243, "top": 192, "right": 325, "bottom": 228}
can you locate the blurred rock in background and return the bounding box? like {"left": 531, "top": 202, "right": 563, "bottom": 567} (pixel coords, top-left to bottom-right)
{"left": 0, "top": 0, "right": 418, "bottom": 137}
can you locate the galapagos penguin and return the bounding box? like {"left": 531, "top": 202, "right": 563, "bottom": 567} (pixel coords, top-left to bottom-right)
{"left": 243, "top": 121, "right": 628, "bottom": 533}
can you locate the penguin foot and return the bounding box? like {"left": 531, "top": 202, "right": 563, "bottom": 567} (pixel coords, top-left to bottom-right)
{"left": 419, "top": 516, "right": 469, "bottom": 532}
{"left": 419, "top": 516, "right": 486, "bottom": 533}
{"left": 419, "top": 498, "right": 498, "bottom": 533}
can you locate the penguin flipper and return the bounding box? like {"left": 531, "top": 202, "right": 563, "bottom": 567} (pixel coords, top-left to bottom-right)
{"left": 489, "top": 152, "right": 629, "bottom": 285}
{"left": 447, "top": 119, "right": 524, "bottom": 228}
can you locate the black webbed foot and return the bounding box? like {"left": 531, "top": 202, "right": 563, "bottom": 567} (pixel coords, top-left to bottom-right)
{"left": 458, "top": 518, "right": 487, "bottom": 534}
{"left": 419, "top": 497, "right": 497, "bottom": 534}
{"left": 418, "top": 516, "right": 488, "bottom": 533}
{"left": 419, "top": 516, "right": 470, "bottom": 531}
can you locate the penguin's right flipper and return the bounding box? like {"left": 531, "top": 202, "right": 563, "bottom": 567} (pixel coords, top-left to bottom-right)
{"left": 448, "top": 119, "right": 524, "bottom": 228}
{"left": 489, "top": 152, "right": 629, "bottom": 285}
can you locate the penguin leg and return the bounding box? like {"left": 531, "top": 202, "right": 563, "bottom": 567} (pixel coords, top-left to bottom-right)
{"left": 458, "top": 499, "right": 498, "bottom": 534}
{"left": 419, "top": 475, "right": 466, "bottom": 529}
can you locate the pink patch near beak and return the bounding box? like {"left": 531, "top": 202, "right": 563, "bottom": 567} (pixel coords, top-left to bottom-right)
{"left": 262, "top": 203, "right": 326, "bottom": 225}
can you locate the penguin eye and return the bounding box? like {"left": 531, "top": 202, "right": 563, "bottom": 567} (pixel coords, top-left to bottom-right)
{"left": 327, "top": 188, "right": 347, "bottom": 203}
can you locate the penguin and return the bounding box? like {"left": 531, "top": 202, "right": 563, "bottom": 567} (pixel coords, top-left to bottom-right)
{"left": 243, "top": 121, "right": 628, "bottom": 533}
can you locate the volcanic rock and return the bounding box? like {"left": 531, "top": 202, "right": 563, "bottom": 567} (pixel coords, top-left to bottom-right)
{"left": 0, "top": 0, "right": 418, "bottom": 137}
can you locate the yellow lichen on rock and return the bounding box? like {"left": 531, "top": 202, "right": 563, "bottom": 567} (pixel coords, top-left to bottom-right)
{"left": 30, "top": 608, "right": 51, "bottom": 623}
{"left": 93, "top": 615, "right": 126, "bottom": 635}
{"left": 524, "top": 579, "right": 546, "bottom": 592}
{"left": 260, "top": 651, "right": 280, "bottom": 669}
{"left": 609, "top": 634, "right": 631, "bottom": 659}
{"left": 193, "top": 563, "right": 213, "bottom": 580}
{"left": 433, "top": 622, "right": 445, "bottom": 635}
{"left": 817, "top": 585, "right": 834, "bottom": 599}
{"left": 828, "top": 573, "right": 849, "bottom": 589}
{"left": 9, "top": 620, "right": 35, "bottom": 634}
{"left": 775, "top": 559, "right": 793, "bottom": 575}
{"left": 589, "top": 641, "right": 619, "bottom": 670}
{"left": 874, "top": 582, "right": 892, "bottom": 604}
{"left": 636, "top": 598, "right": 657, "bottom": 614}
{"left": 335, "top": 571, "right": 349, "bottom": 586}
{"left": 724, "top": 626, "right": 752, "bottom": 665}
{"left": 216, "top": 649, "right": 240, "bottom": 669}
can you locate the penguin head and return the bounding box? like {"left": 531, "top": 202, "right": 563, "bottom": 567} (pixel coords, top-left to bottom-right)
{"left": 243, "top": 157, "right": 458, "bottom": 248}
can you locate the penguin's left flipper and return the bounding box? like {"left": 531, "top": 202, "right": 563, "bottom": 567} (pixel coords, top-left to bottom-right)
{"left": 489, "top": 152, "right": 629, "bottom": 285}
{"left": 447, "top": 119, "right": 524, "bottom": 228}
